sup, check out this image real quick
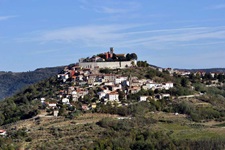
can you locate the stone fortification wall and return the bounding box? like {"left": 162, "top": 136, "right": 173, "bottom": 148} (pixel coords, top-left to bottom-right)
{"left": 79, "top": 61, "right": 134, "bottom": 69}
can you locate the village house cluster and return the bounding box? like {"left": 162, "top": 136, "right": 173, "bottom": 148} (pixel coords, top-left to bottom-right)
{"left": 52, "top": 64, "right": 174, "bottom": 109}
{"left": 158, "top": 67, "right": 225, "bottom": 76}
{"left": 159, "top": 67, "right": 225, "bottom": 87}
{"left": 40, "top": 49, "right": 175, "bottom": 114}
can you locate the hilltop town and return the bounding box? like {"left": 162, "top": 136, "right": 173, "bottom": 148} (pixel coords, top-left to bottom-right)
{"left": 40, "top": 48, "right": 174, "bottom": 116}
{"left": 1, "top": 48, "right": 225, "bottom": 149}
{"left": 38, "top": 48, "right": 225, "bottom": 117}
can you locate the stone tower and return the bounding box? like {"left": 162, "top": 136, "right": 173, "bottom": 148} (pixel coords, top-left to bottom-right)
{"left": 110, "top": 47, "right": 114, "bottom": 54}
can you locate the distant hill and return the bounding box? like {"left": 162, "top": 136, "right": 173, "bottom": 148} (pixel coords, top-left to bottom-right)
{"left": 176, "top": 68, "right": 225, "bottom": 73}
{"left": 0, "top": 66, "right": 64, "bottom": 100}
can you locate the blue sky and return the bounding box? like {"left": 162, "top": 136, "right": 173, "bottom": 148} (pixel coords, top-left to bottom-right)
{"left": 1, "top": 0, "right": 225, "bottom": 71}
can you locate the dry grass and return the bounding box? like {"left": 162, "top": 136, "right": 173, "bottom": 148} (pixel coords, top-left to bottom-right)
{"left": 2, "top": 112, "right": 225, "bottom": 149}
{"left": 2, "top": 113, "right": 118, "bottom": 149}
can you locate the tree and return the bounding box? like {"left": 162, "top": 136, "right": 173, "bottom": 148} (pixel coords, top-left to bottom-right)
{"left": 130, "top": 53, "right": 138, "bottom": 60}
{"left": 181, "top": 78, "right": 189, "bottom": 87}
{"left": 126, "top": 53, "right": 132, "bottom": 61}
{"left": 99, "top": 68, "right": 111, "bottom": 74}
{"left": 59, "top": 105, "right": 67, "bottom": 116}
{"left": 137, "top": 61, "right": 149, "bottom": 67}
{"left": 204, "top": 73, "right": 213, "bottom": 80}
{"left": 0, "top": 113, "right": 5, "bottom": 125}
{"left": 217, "top": 74, "right": 225, "bottom": 82}
{"left": 21, "top": 95, "right": 29, "bottom": 104}
{"left": 118, "top": 90, "right": 125, "bottom": 101}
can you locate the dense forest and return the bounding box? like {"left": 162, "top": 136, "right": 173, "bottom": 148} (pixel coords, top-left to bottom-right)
{"left": 0, "top": 66, "right": 64, "bottom": 100}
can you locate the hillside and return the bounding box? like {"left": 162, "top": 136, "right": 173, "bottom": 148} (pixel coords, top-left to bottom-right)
{"left": 1, "top": 63, "right": 225, "bottom": 149}
{"left": 176, "top": 68, "right": 225, "bottom": 73}
{"left": 0, "top": 66, "right": 64, "bottom": 100}
{"left": 1, "top": 112, "right": 225, "bottom": 149}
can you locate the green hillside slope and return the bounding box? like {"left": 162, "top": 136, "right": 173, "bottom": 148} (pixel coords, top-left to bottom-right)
{"left": 0, "top": 66, "right": 64, "bottom": 100}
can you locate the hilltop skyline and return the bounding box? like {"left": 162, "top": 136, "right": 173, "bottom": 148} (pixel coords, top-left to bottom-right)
{"left": 1, "top": 0, "right": 225, "bottom": 71}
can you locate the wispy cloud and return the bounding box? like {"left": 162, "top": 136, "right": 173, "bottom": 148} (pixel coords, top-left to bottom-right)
{"left": 20, "top": 24, "right": 225, "bottom": 51}
{"left": 110, "top": 26, "right": 225, "bottom": 49}
{"left": 95, "top": 6, "right": 130, "bottom": 14}
{"left": 207, "top": 4, "right": 225, "bottom": 10}
{"left": 0, "top": 15, "right": 16, "bottom": 21}
{"left": 79, "top": 0, "right": 140, "bottom": 14}
{"left": 96, "top": 2, "right": 140, "bottom": 14}
{"left": 78, "top": 1, "right": 166, "bottom": 23}
{"left": 178, "top": 41, "right": 225, "bottom": 47}
{"left": 32, "top": 24, "right": 139, "bottom": 45}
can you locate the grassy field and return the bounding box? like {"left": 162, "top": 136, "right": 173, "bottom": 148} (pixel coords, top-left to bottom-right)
{"left": 148, "top": 111, "right": 225, "bottom": 141}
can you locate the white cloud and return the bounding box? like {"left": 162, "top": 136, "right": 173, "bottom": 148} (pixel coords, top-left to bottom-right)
{"left": 113, "top": 26, "right": 225, "bottom": 48}
{"left": 35, "top": 24, "right": 138, "bottom": 44}
{"left": 0, "top": 15, "right": 16, "bottom": 21}
{"left": 20, "top": 24, "right": 225, "bottom": 51}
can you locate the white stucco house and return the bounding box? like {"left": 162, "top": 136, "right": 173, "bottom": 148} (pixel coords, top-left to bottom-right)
{"left": 62, "top": 98, "right": 70, "bottom": 104}
{"left": 162, "top": 82, "right": 174, "bottom": 90}
{"left": 107, "top": 92, "right": 119, "bottom": 101}
{"left": 139, "top": 96, "right": 149, "bottom": 102}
